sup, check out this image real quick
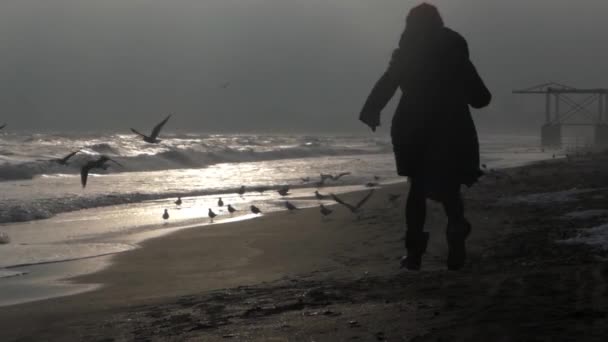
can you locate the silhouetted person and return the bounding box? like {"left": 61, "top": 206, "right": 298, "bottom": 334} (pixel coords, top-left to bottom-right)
{"left": 360, "top": 4, "right": 491, "bottom": 271}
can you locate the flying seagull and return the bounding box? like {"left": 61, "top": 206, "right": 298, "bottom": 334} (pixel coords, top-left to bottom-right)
{"left": 321, "top": 172, "right": 351, "bottom": 182}
{"left": 50, "top": 150, "right": 81, "bottom": 166}
{"left": 131, "top": 114, "right": 172, "bottom": 143}
{"left": 80, "top": 156, "right": 123, "bottom": 188}
{"left": 330, "top": 189, "right": 375, "bottom": 215}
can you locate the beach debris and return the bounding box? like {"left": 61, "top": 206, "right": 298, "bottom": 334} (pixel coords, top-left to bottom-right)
{"left": 330, "top": 189, "right": 375, "bottom": 215}
{"left": 320, "top": 204, "right": 333, "bottom": 217}
{"left": 278, "top": 186, "right": 290, "bottom": 197}
{"left": 285, "top": 201, "right": 298, "bottom": 211}
{"left": 0, "top": 231, "right": 10, "bottom": 244}
{"left": 218, "top": 197, "right": 224, "bottom": 207}
{"left": 250, "top": 205, "right": 262, "bottom": 215}
{"left": 208, "top": 208, "right": 217, "bottom": 222}
{"left": 227, "top": 204, "right": 237, "bottom": 214}
{"left": 80, "top": 155, "right": 123, "bottom": 188}
{"left": 130, "top": 114, "right": 172, "bottom": 144}
{"left": 175, "top": 196, "right": 182, "bottom": 206}
{"left": 162, "top": 209, "right": 169, "bottom": 221}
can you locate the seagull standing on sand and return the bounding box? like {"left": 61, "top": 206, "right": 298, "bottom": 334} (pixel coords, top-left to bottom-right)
{"left": 238, "top": 186, "right": 246, "bottom": 196}
{"left": 218, "top": 197, "right": 224, "bottom": 207}
{"left": 320, "top": 204, "right": 333, "bottom": 217}
{"left": 130, "top": 114, "right": 172, "bottom": 144}
{"left": 285, "top": 201, "right": 298, "bottom": 212}
{"left": 227, "top": 204, "right": 237, "bottom": 214}
{"left": 175, "top": 197, "right": 182, "bottom": 206}
{"left": 208, "top": 208, "right": 217, "bottom": 222}
{"left": 314, "top": 190, "right": 326, "bottom": 201}
{"left": 163, "top": 209, "right": 170, "bottom": 221}
{"left": 278, "top": 186, "right": 290, "bottom": 197}
{"left": 80, "top": 156, "right": 123, "bottom": 188}
{"left": 250, "top": 205, "right": 262, "bottom": 215}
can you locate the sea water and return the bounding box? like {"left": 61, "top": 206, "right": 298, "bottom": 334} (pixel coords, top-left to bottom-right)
{"left": 0, "top": 132, "right": 553, "bottom": 305}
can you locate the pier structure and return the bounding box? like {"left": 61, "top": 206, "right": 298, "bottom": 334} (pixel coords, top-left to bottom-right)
{"left": 513, "top": 83, "right": 608, "bottom": 148}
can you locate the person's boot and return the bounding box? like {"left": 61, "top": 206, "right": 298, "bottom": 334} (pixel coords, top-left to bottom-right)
{"left": 446, "top": 219, "right": 471, "bottom": 270}
{"left": 400, "top": 231, "right": 430, "bottom": 270}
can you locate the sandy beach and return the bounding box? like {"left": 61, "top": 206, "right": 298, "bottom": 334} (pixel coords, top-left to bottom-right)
{"left": 2, "top": 152, "right": 608, "bottom": 341}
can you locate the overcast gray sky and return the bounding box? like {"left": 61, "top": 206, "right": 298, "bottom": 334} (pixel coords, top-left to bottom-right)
{"left": 1, "top": 0, "right": 607, "bottom": 133}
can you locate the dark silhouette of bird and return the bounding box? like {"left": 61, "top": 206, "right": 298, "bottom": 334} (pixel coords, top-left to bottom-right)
{"left": 80, "top": 156, "right": 123, "bottom": 188}
{"left": 330, "top": 189, "right": 375, "bottom": 214}
{"left": 227, "top": 204, "right": 237, "bottom": 214}
{"left": 278, "top": 187, "right": 290, "bottom": 197}
{"left": 373, "top": 175, "right": 381, "bottom": 181}
{"left": 238, "top": 186, "right": 246, "bottom": 196}
{"left": 327, "top": 172, "right": 351, "bottom": 181}
{"left": 285, "top": 201, "right": 298, "bottom": 211}
{"left": 365, "top": 182, "right": 379, "bottom": 188}
{"left": 175, "top": 197, "right": 182, "bottom": 206}
{"left": 301, "top": 177, "right": 310, "bottom": 183}
{"left": 0, "top": 123, "right": 6, "bottom": 130}
{"left": 131, "top": 114, "right": 172, "bottom": 143}
{"left": 162, "top": 209, "right": 169, "bottom": 221}
{"left": 250, "top": 205, "right": 262, "bottom": 215}
{"left": 320, "top": 204, "right": 333, "bottom": 217}
{"left": 218, "top": 197, "right": 224, "bottom": 207}
{"left": 388, "top": 194, "right": 402, "bottom": 203}
{"left": 208, "top": 208, "right": 217, "bottom": 222}
{"left": 314, "top": 190, "right": 326, "bottom": 200}
{"left": 40, "top": 150, "right": 81, "bottom": 165}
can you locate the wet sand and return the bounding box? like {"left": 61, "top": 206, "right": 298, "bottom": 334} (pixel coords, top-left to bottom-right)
{"left": 1, "top": 152, "right": 608, "bottom": 341}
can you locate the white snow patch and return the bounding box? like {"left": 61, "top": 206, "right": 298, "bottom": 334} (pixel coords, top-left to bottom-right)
{"left": 557, "top": 223, "right": 608, "bottom": 250}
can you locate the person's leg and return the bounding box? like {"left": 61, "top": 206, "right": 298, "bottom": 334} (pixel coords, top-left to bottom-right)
{"left": 402, "top": 178, "right": 429, "bottom": 270}
{"left": 442, "top": 184, "right": 471, "bottom": 270}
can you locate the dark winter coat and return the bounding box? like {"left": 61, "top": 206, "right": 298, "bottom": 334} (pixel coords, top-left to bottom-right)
{"left": 361, "top": 27, "right": 491, "bottom": 193}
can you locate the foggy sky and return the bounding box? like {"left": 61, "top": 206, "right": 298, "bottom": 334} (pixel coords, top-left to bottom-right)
{"left": 1, "top": 0, "right": 607, "bottom": 133}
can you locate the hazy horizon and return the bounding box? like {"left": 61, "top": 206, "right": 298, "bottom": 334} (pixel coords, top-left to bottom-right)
{"left": 1, "top": 0, "right": 607, "bottom": 134}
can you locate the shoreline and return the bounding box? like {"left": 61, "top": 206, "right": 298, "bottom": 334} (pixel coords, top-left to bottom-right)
{"left": 2, "top": 151, "right": 607, "bottom": 340}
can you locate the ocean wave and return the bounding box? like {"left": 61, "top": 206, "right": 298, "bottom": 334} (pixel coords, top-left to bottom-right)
{"left": 0, "top": 142, "right": 390, "bottom": 182}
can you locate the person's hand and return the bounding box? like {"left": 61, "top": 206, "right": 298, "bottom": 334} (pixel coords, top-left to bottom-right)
{"left": 359, "top": 110, "right": 380, "bottom": 132}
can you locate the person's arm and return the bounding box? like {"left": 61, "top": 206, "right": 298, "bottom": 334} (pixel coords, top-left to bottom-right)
{"left": 465, "top": 60, "right": 491, "bottom": 109}
{"left": 359, "top": 49, "right": 403, "bottom": 131}
{"left": 460, "top": 40, "right": 491, "bottom": 109}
